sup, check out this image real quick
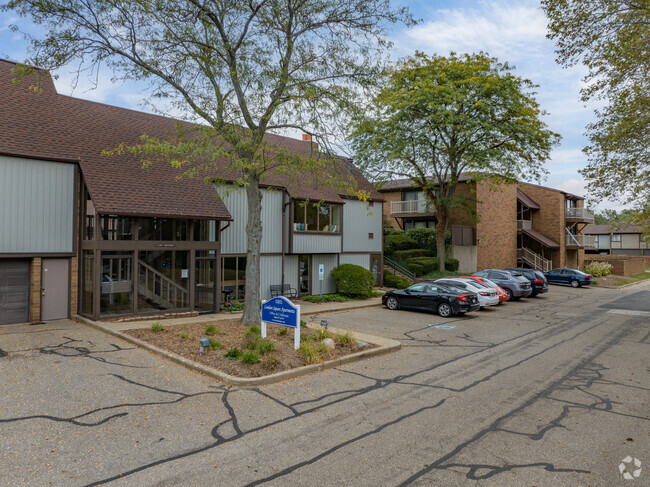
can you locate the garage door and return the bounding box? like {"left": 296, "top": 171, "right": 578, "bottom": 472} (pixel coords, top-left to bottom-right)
{"left": 0, "top": 260, "right": 30, "bottom": 325}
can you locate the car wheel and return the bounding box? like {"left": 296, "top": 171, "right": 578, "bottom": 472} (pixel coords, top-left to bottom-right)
{"left": 386, "top": 297, "right": 399, "bottom": 310}
{"left": 570, "top": 279, "right": 580, "bottom": 288}
{"left": 437, "top": 303, "right": 452, "bottom": 318}
{"left": 504, "top": 288, "right": 513, "bottom": 301}
{"left": 530, "top": 291, "right": 538, "bottom": 298}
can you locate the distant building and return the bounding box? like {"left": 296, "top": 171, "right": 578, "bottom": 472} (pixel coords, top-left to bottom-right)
{"left": 584, "top": 225, "right": 648, "bottom": 256}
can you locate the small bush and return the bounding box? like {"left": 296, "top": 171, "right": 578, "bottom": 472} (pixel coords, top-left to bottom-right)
{"left": 245, "top": 337, "right": 275, "bottom": 354}
{"left": 151, "top": 322, "right": 164, "bottom": 333}
{"left": 407, "top": 257, "right": 438, "bottom": 275}
{"left": 299, "top": 342, "right": 322, "bottom": 364}
{"left": 584, "top": 261, "right": 613, "bottom": 277}
{"left": 302, "top": 294, "right": 355, "bottom": 303}
{"left": 406, "top": 227, "right": 437, "bottom": 253}
{"left": 407, "top": 263, "right": 424, "bottom": 275}
{"left": 209, "top": 338, "right": 223, "bottom": 349}
{"left": 224, "top": 348, "right": 242, "bottom": 360}
{"left": 445, "top": 258, "right": 460, "bottom": 272}
{"left": 204, "top": 325, "right": 219, "bottom": 335}
{"left": 227, "top": 300, "right": 245, "bottom": 312}
{"left": 331, "top": 264, "right": 375, "bottom": 298}
{"left": 334, "top": 332, "right": 355, "bottom": 345}
{"left": 179, "top": 332, "right": 190, "bottom": 339}
{"left": 384, "top": 233, "right": 419, "bottom": 255}
{"left": 384, "top": 273, "right": 410, "bottom": 289}
{"left": 393, "top": 249, "right": 431, "bottom": 261}
{"left": 278, "top": 328, "right": 288, "bottom": 336}
{"left": 240, "top": 351, "right": 260, "bottom": 365}
{"left": 386, "top": 228, "right": 405, "bottom": 236}
{"left": 245, "top": 325, "right": 261, "bottom": 339}
{"left": 300, "top": 319, "right": 307, "bottom": 328}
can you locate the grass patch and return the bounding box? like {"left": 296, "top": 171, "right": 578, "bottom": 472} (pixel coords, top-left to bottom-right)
{"left": 334, "top": 332, "right": 355, "bottom": 345}
{"left": 179, "top": 332, "right": 190, "bottom": 339}
{"left": 223, "top": 347, "right": 242, "bottom": 360}
{"left": 209, "top": 338, "right": 223, "bottom": 349}
{"left": 300, "top": 320, "right": 307, "bottom": 328}
{"left": 151, "top": 322, "right": 164, "bottom": 333}
{"left": 299, "top": 341, "right": 322, "bottom": 364}
{"left": 244, "top": 337, "right": 276, "bottom": 354}
{"left": 240, "top": 351, "right": 260, "bottom": 365}
{"left": 205, "top": 325, "right": 220, "bottom": 335}
{"left": 631, "top": 271, "right": 650, "bottom": 280}
{"left": 277, "top": 328, "right": 288, "bottom": 336}
{"left": 245, "top": 325, "right": 261, "bottom": 339}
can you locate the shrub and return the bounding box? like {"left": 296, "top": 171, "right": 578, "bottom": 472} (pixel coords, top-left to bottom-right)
{"left": 407, "top": 263, "right": 424, "bottom": 275}
{"left": 331, "top": 264, "right": 375, "bottom": 298}
{"left": 584, "top": 261, "right": 613, "bottom": 277}
{"left": 180, "top": 332, "right": 190, "bottom": 339}
{"left": 406, "top": 228, "right": 437, "bottom": 253}
{"left": 240, "top": 351, "right": 260, "bottom": 365}
{"left": 384, "top": 273, "right": 410, "bottom": 289}
{"left": 227, "top": 300, "right": 245, "bottom": 312}
{"left": 386, "top": 228, "right": 405, "bottom": 236}
{"left": 277, "top": 328, "right": 288, "bottom": 336}
{"left": 151, "top": 322, "right": 164, "bottom": 333}
{"left": 384, "top": 233, "right": 419, "bottom": 255}
{"left": 204, "top": 325, "right": 219, "bottom": 335}
{"left": 300, "top": 319, "right": 307, "bottom": 328}
{"left": 245, "top": 325, "right": 261, "bottom": 339}
{"left": 209, "top": 338, "right": 223, "bottom": 349}
{"left": 224, "top": 348, "right": 242, "bottom": 360}
{"left": 299, "top": 342, "right": 322, "bottom": 364}
{"left": 334, "top": 332, "right": 356, "bottom": 345}
{"left": 393, "top": 249, "right": 430, "bottom": 261}
{"left": 445, "top": 258, "right": 460, "bottom": 272}
{"left": 406, "top": 257, "right": 438, "bottom": 275}
{"left": 302, "top": 294, "right": 354, "bottom": 303}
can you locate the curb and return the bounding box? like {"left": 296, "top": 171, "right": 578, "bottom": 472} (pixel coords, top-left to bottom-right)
{"left": 593, "top": 278, "right": 650, "bottom": 290}
{"left": 73, "top": 315, "right": 400, "bottom": 387}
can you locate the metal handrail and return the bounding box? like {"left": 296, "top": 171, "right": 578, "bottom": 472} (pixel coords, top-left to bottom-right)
{"left": 517, "top": 220, "right": 532, "bottom": 230}
{"left": 383, "top": 256, "right": 416, "bottom": 282}
{"left": 390, "top": 199, "right": 434, "bottom": 215}
{"left": 565, "top": 207, "right": 595, "bottom": 221}
{"left": 517, "top": 247, "right": 552, "bottom": 272}
{"left": 139, "top": 261, "right": 188, "bottom": 308}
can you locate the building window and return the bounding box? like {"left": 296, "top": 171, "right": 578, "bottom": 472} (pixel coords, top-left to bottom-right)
{"left": 81, "top": 250, "right": 94, "bottom": 315}
{"left": 139, "top": 250, "right": 189, "bottom": 310}
{"left": 100, "top": 215, "right": 133, "bottom": 240}
{"left": 404, "top": 219, "right": 436, "bottom": 231}
{"left": 293, "top": 201, "right": 341, "bottom": 232}
{"left": 82, "top": 187, "right": 96, "bottom": 240}
{"left": 221, "top": 256, "right": 246, "bottom": 302}
{"left": 100, "top": 251, "right": 134, "bottom": 315}
{"left": 138, "top": 218, "right": 189, "bottom": 240}
{"left": 194, "top": 220, "right": 217, "bottom": 241}
{"left": 594, "top": 235, "right": 600, "bottom": 246}
{"left": 612, "top": 234, "right": 621, "bottom": 242}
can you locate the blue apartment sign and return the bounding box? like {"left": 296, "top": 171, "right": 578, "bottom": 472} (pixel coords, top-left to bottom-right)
{"left": 261, "top": 296, "right": 298, "bottom": 328}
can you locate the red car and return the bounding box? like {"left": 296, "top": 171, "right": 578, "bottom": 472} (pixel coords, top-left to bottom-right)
{"left": 461, "top": 276, "right": 509, "bottom": 303}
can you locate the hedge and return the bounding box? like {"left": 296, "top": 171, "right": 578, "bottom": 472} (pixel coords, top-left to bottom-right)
{"left": 405, "top": 256, "right": 460, "bottom": 275}
{"left": 445, "top": 258, "right": 460, "bottom": 272}
{"left": 405, "top": 228, "right": 437, "bottom": 253}
{"left": 385, "top": 233, "right": 419, "bottom": 255}
{"left": 407, "top": 263, "right": 424, "bottom": 275}
{"left": 330, "top": 264, "right": 375, "bottom": 298}
{"left": 393, "top": 248, "right": 430, "bottom": 261}
{"left": 384, "top": 273, "right": 411, "bottom": 289}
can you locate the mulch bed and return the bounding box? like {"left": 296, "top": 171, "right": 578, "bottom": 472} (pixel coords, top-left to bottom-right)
{"left": 125, "top": 319, "right": 373, "bottom": 378}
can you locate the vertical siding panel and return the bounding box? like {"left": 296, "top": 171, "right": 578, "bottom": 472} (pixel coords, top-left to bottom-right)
{"left": 284, "top": 255, "right": 299, "bottom": 294}
{"left": 310, "top": 254, "right": 338, "bottom": 294}
{"left": 259, "top": 255, "right": 283, "bottom": 300}
{"left": 0, "top": 155, "right": 75, "bottom": 253}
{"left": 339, "top": 253, "right": 371, "bottom": 269}
{"left": 261, "top": 189, "right": 282, "bottom": 253}
{"left": 292, "top": 234, "right": 341, "bottom": 253}
{"left": 342, "top": 200, "right": 383, "bottom": 252}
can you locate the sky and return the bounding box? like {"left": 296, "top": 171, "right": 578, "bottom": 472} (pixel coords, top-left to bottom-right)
{"left": 0, "top": 0, "right": 621, "bottom": 211}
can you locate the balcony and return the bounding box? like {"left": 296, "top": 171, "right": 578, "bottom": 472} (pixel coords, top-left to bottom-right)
{"left": 565, "top": 207, "right": 595, "bottom": 222}
{"left": 517, "top": 219, "right": 532, "bottom": 230}
{"left": 390, "top": 199, "right": 435, "bottom": 217}
{"left": 566, "top": 233, "right": 596, "bottom": 248}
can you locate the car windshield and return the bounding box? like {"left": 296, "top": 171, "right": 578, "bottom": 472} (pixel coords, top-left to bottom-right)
{"left": 480, "top": 278, "right": 498, "bottom": 287}
{"left": 466, "top": 279, "right": 487, "bottom": 287}
{"left": 573, "top": 269, "right": 589, "bottom": 276}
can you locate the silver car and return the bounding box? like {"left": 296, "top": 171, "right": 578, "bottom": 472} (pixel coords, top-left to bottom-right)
{"left": 435, "top": 278, "right": 500, "bottom": 307}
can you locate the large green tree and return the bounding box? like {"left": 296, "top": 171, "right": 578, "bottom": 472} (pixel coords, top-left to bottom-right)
{"left": 350, "top": 52, "right": 560, "bottom": 270}
{"left": 542, "top": 0, "right": 650, "bottom": 235}
{"left": 4, "top": 0, "right": 411, "bottom": 324}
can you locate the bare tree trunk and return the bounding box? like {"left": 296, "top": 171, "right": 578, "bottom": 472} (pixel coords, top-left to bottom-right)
{"left": 241, "top": 175, "right": 263, "bottom": 325}
{"left": 436, "top": 207, "right": 447, "bottom": 272}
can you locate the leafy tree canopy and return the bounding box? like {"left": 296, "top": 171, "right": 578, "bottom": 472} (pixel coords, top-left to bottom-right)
{"left": 542, "top": 0, "right": 650, "bottom": 230}
{"left": 350, "top": 52, "right": 560, "bottom": 269}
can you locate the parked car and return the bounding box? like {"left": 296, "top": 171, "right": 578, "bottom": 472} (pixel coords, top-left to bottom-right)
{"left": 382, "top": 282, "right": 480, "bottom": 317}
{"left": 462, "top": 276, "right": 509, "bottom": 303}
{"left": 435, "top": 278, "right": 500, "bottom": 307}
{"left": 544, "top": 268, "right": 593, "bottom": 287}
{"left": 473, "top": 269, "right": 533, "bottom": 301}
{"left": 505, "top": 268, "right": 549, "bottom": 297}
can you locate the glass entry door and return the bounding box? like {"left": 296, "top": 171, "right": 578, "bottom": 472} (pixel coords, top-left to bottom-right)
{"left": 299, "top": 255, "right": 311, "bottom": 295}
{"left": 370, "top": 254, "right": 381, "bottom": 286}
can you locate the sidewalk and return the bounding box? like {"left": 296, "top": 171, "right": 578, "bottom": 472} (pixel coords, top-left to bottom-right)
{"left": 78, "top": 296, "right": 383, "bottom": 332}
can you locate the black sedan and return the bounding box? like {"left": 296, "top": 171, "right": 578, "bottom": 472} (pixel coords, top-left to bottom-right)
{"left": 382, "top": 282, "right": 480, "bottom": 318}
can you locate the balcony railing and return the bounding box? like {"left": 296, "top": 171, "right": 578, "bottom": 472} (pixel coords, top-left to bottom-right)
{"left": 390, "top": 199, "right": 434, "bottom": 215}
{"left": 565, "top": 207, "right": 595, "bottom": 221}
{"left": 565, "top": 233, "right": 596, "bottom": 248}
{"left": 517, "top": 247, "right": 552, "bottom": 272}
{"left": 517, "top": 220, "right": 532, "bottom": 230}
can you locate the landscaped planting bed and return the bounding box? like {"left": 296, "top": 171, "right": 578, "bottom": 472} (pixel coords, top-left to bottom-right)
{"left": 125, "top": 319, "right": 373, "bottom": 378}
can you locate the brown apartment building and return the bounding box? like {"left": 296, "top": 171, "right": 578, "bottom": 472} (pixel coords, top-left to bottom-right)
{"left": 584, "top": 225, "right": 649, "bottom": 256}
{"left": 379, "top": 177, "right": 595, "bottom": 272}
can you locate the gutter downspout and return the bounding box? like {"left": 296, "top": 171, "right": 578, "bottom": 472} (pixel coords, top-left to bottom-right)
{"left": 282, "top": 193, "right": 291, "bottom": 289}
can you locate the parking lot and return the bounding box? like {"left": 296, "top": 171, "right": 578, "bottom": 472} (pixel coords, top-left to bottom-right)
{"left": 1, "top": 283, "right": 648, "bottom": 486}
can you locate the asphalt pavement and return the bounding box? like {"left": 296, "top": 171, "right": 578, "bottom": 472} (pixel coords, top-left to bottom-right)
{"left": 0, "top": 281, "right": 648, "bottom": 486}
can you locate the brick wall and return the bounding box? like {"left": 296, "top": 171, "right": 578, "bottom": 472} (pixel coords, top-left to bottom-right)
{"left": 381, "top": 191, "right": 403, "bottom": 229}
{"left": 29, "top": 257, "right": 41, "bottom": 323}
{"left": 584, "top": 254, "right": 647, "bottom": 275}
{"left": 476, "top": 181, "right": 517, "bottom": 269}
{"left": 69, "top": 256, "right": 78, "bottom": 317}
{"left": 518, "top": 183, "right": 566, "bottom": 267}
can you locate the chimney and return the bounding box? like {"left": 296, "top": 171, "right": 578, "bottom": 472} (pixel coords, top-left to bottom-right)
{"left": 302, "top": 133, "right": 318, "bottom": 152}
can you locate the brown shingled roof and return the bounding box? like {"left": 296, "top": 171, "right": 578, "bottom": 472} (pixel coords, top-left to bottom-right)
{"left": 584, "top": 224, "right": 642, "bottom": 235}
{"left": 377, "top": 174, "right": 475, "bottom": 192}
{"left": 0, "top": 60, "right": 380, "bottom": 218}
{"left": 517, "top": 188, "right": 540, "bottom": 210}
{"left": 522, "top": 228, "right": 560, "bottom": 248}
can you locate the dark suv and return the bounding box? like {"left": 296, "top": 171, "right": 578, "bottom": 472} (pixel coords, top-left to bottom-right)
{"left": 505, "top": 268, "right": 548, "bottom": 297}
{"left": 473, "top": 269, "right": 532, "bottom": 301}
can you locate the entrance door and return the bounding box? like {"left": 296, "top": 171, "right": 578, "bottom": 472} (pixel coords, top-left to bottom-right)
{"left": 298, "top": 255, "right": 311, "bottom": 295}
{"left": 0, "top": 260, "right": 30, "bottom": 325}
{"left": 370, "top": 254, "right": 381, "bottom": 286}
{"left": 41, "top": 258, "right": 69, "bottom": 321}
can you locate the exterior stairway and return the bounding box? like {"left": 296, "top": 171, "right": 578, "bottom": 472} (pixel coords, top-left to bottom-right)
{"left": 138, "top": 261, "right": 188, "bottom": 309}
{"left": 383, "top": 256, "right": 417, "bottom": 283}
{"left": 517, "top": 247, "right": 552, "bottom": 272}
